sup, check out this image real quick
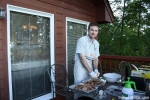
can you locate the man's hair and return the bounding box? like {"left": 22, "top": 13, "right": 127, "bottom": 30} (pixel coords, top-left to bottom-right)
{"left": 88, "top": 23, "right": 99, "bottom": 30}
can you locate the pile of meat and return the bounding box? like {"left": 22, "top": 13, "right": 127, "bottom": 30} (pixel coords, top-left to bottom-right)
{"left": 74, "top": 79, "right": 102, "bottom": 92}
{"left": 74, "top": 84, "right": 94, "bottom": 92}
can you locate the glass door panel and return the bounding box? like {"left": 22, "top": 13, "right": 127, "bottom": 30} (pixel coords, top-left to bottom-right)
{"left": 10, "top": 11, "right": 51, "bottom": 100}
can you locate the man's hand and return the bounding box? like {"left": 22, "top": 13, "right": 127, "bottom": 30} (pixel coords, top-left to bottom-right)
{"left": 89, "top": 71, "right": 98, "bottom": 78}
{"left": 94, "top": 69, "right": 100, "bottom": 77}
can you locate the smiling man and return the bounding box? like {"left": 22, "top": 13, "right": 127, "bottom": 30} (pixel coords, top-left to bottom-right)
{"left": 73, "top": 23, "right": 100, "bottom": 99}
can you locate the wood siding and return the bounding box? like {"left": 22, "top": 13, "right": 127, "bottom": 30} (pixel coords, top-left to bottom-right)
{"left": 0, "top": 17, "right": 9, "bottom": 100}
{"left": 0, "top": 0, "right": 9, "bottom": 99}
{"left": 0, "top": 0, "right": 112, "bottom": 100}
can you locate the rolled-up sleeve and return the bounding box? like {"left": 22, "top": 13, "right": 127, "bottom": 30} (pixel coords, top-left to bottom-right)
{"left": 76, "top": 38, "right": 86, "bottom": 54}
{"left": 95, "top": 41, "right": 100, "bottom": 58}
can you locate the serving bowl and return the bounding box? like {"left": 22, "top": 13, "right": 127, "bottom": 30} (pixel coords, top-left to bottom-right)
{"left": 103, "top": 73, "right": 121, "bottom": 83}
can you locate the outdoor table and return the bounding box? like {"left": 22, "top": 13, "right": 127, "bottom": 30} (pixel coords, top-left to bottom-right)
{"left": 69, "top": 81, "right": 147, "bottom": 100}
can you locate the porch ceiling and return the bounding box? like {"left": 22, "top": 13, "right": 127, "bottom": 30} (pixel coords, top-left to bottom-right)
{"left": 93, "top": 0, "right": 114, "bottom": 24}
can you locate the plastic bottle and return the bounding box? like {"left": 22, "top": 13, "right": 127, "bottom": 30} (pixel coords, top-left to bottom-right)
{"left": 121, "top": 77, "right": 137, "bottom": 100}
{"left": 99, "top": 90, "right": 105, "bottom": 99}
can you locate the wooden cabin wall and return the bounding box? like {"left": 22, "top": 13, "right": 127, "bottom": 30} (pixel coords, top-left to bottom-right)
{"left": 0, "top": 0, "right": 9, "bottom": 99}
{"left": 0, "top": 0, "right": 97, "bottom": 99}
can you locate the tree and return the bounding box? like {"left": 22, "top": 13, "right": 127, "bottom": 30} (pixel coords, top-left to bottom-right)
{"left": 98, "top": 0, "right": 150, "bottom": 57}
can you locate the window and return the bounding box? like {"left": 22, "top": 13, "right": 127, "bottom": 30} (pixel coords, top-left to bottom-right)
{"left": 66, "top": 17, "right": 89, "bottom": 84}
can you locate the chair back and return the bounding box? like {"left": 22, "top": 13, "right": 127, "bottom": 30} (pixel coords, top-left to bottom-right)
{"left": 47, "top": 64, "right": 74, "bottom": 99}
{"left": 47, "top": 64, "right": 68, "bottom": 85}
{"left": 118, "top": 61, "right": 132, "bottom": 81}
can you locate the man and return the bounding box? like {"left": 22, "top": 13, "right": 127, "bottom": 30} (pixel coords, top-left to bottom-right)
{"left": 74, "top": 23, "right": 100, "bottom": 99}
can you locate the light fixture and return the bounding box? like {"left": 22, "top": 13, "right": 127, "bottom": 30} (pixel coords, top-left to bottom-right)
{"left": 22, "top": 25, "right": 37, "bottom": 31}
{"left": 0, "top": 7, "right": 5, "bottom": 19}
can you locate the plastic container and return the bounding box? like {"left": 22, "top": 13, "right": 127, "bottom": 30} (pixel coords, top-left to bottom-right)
{"left": 99, "top": 90, "right": 106, "bottom": 99}
{"left": 122, "top": 77, "right": 137, "bottom": 100}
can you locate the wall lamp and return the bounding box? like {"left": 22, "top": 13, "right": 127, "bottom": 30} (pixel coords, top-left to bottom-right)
{"left": 0, "top": 7, "right": 5, "bottom": 19}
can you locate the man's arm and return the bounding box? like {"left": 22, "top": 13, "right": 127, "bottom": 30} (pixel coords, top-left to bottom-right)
{"left": 92, "top": 57, "right": 99, "bottom": 69}
{"left": 78, "top": 53, "right": 98, "bottom": 78}
{"left": 78, "top": 53, "right": 92, "bottom": 73}
{"left": 92, "top": 58, "right": 100, "bottom": 76}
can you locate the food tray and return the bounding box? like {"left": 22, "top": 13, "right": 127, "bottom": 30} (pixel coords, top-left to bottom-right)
{"left": 69, "top": 79, "right": 105, "bottom": 95}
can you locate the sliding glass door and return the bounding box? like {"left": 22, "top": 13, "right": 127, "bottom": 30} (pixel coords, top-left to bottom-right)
{"left": 7, "top": 5, "right": 54, "bottom": 100}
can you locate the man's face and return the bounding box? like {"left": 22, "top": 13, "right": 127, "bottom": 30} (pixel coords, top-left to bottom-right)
{"left": 88, "top": 26, "right": 99, "bottom": 40}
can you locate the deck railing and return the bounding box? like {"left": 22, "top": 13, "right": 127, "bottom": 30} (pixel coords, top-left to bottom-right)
{"left": 99, "top": 54, "right": 150, "bottom": 73}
